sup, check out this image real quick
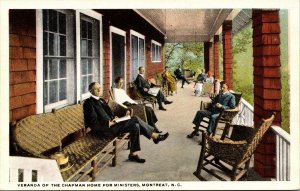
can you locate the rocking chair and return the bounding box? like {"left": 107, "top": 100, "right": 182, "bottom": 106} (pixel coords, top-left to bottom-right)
{"left": 193, "top": 113, "right": 275, "bottom": 181}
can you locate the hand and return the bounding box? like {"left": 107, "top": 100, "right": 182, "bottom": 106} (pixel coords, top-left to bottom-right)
{"left": 126, "top": 110, "right": 131, "bottom": 116}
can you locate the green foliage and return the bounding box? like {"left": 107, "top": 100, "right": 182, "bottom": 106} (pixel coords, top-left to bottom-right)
{"left": 164, "top": 42, "right": 204, "bottom": 75}
{"left": 279, "top": 10, "right": 289, "bottom": 132}
{"left": 232, "top": 23, "right": 254, "bottom": 105}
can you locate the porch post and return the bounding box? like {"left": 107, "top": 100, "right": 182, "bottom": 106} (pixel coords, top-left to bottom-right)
{"left": 252, "top": 9, "right": 281, "bottom": 178}
{"left": 222, "top": 20, "right": 233, "bottom": 89}
{"left": 213, "top": 35, "right": 219, "bottom": 79}
{"left": 204, "top": 42, "right": 211, "bottom": 73}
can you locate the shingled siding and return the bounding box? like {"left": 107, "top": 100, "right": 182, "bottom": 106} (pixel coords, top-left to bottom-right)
{"left": 9, "top": 10, "right": 36, "bottom": 122}
{"left": 97, "top": 9, "right": 165, "bottom": 98}
{"left": 252, "top": 10, "right": 281, "bottom": 178}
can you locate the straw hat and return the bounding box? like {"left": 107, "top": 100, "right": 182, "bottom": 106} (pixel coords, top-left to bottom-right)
{"left": 51, "top": 152, "right": 73, "bottom": 172}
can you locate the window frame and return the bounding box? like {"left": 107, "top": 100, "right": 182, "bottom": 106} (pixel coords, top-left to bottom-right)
{"left": 130, "top": 30, "right": 145, "bottom": 82}
{"left": 36, "top": 9, "right": 103, "bottom": 113}
{"left": 109, "top": 26, "right": 126, "bottom": 89}
{"left": 78, "top": 10, "right": 103, "bottom": 100}
{"left": 151, "top": 40, "right": 162, "bottom": 63}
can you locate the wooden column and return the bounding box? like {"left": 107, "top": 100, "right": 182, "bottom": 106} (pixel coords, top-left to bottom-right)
{"left": 204, "top": 42, "right": 210, "bottom": 73}
{"left": 222, "top": 20, "right": 233, "bottom": 90}
{"left": 213, "top": 35, "right": 220, "bottom": 79}
{"left": 252, "top": 9, "right": 281, "bottom": 178}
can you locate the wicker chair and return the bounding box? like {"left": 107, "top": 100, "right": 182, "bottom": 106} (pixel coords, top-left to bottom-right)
{"left": 193, "top": 113, "right": 275, "bottom": 181}
{"left": 129, "top": 82, "right": 157, "bottom": 109}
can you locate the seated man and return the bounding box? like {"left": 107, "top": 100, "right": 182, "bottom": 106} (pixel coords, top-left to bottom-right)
{"left": 187, "top": 83, "right": 236, "bottom": 138}
{"left": 84, "top": 82, "right": 169, "bottom": 163}
{"left": 135, "top": 67, "right": 172, "bottom": 111}
{"left": 196, "top": 69, "right": 207, "bottom": 83}
{"left": 174, "top": 65, "right": 190, "bottom": 88}
{"left": 113, "top": 76, "right": 162, "bottom": 133}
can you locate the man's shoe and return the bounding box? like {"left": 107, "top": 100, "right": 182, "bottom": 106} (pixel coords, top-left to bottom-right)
{"left": 128, "top": 154, "right": 146, "bottom": 163}
{"left": 159, "top": 106, "right": 166, "bottom": 111}
{"left": 153, "top": 132, "right": 169, "bottom": 144}
{"left": 164, "top": 100, "right": 173, "bottom": 104}
{"left": 187, "top": 131, "right": 199, "bottom": 138}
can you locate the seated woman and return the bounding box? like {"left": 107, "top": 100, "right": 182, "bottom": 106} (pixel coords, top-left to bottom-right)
{"left": 113, "top": 77, "right": 162, "bottom": 133}
{"left": 162, "top": 66, "right": 177, "bottom": 95}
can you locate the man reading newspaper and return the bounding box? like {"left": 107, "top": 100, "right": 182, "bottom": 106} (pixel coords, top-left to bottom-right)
{"left": 135, "top": 67, "right": 173, "bottom": 111}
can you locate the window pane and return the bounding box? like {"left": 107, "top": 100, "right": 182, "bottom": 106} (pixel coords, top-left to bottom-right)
{"left": 44, "top": 82, "right": 48, "bottom": 104}
{"left": 44, "top": 60, "right": 48, "bottom": 80}
{"left": 49, "top": 59, "right": 58, "bottom": 79}
{"left": 81, "top": 20, "right": 87, "bottom": 38}
{"left": 81, "top": 39, "right": 87, "bottom": 57}
{"left": 88, "top": 75, "right": 93, "bottom": 87}
{"left": 87, "top": 59, "right": 92, "bottom": 74}
{"left": 139, "top": 38, "right": 144, "bottom": 64}
{"left": 43, "top": 10, "right": 48, "bottom": 31}
{"left": 49, "top": 81, "right": 58, "bottom": 103}
{"left": 81, "top": 76, "right": 87, "bottom": 93}
{"left": 49, "top": 10, "right": 57, "bottom": 32}
{"left": 49, "top": 33, "right": 58, "bottom": 56}
{"left": 88, "top": 22, "right": 92, "bottom": 39}
{"left": 81, "top": 59, "right": 87, "bottom": 75}
{"left": 59, "top": 79, "right": 66, "bottom": 100}
{"left": 43, "top": 32, "right": 48, "bottom": 56}
{"left": 158, "top": 46, "right": 161, "bottom": 60}
{"left": 59, "top": 35, "right": 66, "bottom": 56}
{"left": 88, "top": 40, "right": 92, "bottom": 56}
{"left": 59, "top": 60, "right": 66, "bottom": 78}
{"left": 152, "top": 43, "right": 155, "bottom": 61}
{"left": 59, "top": 12, "right": 66, "bottom": 34}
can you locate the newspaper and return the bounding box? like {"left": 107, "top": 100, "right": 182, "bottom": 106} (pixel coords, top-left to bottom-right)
{"left": 114, "top": 115, "right": 131, "bottom": 123}
{"left": 147, "top": 87, "right": 160, "bottom": 96}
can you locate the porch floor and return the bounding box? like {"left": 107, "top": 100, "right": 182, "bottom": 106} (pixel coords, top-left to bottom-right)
{"left": 96, "top": 82, "right": 267, "bottom": 181}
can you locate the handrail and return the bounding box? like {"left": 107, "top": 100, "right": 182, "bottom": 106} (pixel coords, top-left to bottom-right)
{"left": 232, "top": 98, "right": 290, "bottom": 181}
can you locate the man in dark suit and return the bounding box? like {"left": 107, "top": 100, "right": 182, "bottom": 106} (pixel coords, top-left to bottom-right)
{"left": 174, "top": 65, "right": 190, "bottom": 88}
{"left": 83, "top": 82, "right": 169, "bottom": 163}
{"left": 187, "top": 83, "right": 236, "bottom": 138}
{"left": 135, "top": 67, "right": 172, "bottom": 111}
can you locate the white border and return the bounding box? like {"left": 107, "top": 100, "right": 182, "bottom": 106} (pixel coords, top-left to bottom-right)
{"left": 1, "top": 0, "right": 299, "bottom": 190}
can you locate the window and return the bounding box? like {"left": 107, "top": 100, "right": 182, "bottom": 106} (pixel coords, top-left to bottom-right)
{"left": 39, "top": 10, "right": 102, "bottom": 112}
{"left": 130, "top": 30, "right": 145, "bottom": 81}
{"left": 80, "top": 14, "right": 100, "bottom": 99}
{"left": 43, "top": 10, "right": 74, "bottom": 111}
{"left": 151, "top": 40, "right": 161, "bottom": 62}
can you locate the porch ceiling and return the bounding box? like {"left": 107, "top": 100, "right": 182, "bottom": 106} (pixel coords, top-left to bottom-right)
{"left": 135, "top": 9, "right": 252, "bottom": 43}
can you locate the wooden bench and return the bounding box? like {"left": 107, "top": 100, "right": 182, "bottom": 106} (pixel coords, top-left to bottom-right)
{"left": 12, "top": 101, "right": 129, "bottom": 182}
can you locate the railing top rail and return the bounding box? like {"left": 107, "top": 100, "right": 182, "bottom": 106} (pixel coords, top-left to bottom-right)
{"left": 271, "top": 125, "right": 290, "bottom": 144}
{"left": 240, "top": 98, "right": 254, "bottom": 111}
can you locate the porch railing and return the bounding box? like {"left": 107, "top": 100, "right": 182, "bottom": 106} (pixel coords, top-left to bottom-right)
{"left": 232, "top": 98, "right": 290, "bottom": 181}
